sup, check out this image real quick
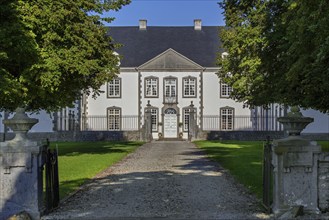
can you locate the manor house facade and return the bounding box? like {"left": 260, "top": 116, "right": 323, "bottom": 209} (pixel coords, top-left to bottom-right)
{"left": 78, "top": 20, "right": 287, "bottom": 140}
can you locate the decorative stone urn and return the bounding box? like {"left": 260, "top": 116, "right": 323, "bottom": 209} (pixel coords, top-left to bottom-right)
{"left": 3, "top": 107, "right": 38, "bottom": 142}
{"left": 277, "top": 106, "right": 314, "bottom": 136}
{"left": 272, "top": 106, "right": 322, "bottom": 217}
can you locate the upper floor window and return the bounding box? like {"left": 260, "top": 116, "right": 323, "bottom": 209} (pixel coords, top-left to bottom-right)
{"left": 220, "top": 107, "right": 234, "bottom": 130}
{"left": 145, "top": 77, "right": 158, "bottom": 97}
{"left": 164, "top": 77, "right": 177, "bottom": 103}
{"left": 183, "top": 76, "right": 197, "bottom": 98}
{"left": 220, "top": 83, "right": 232, "bottom": 98}
{"left": 107, "top": 78, "right": 121, "bottom": 98}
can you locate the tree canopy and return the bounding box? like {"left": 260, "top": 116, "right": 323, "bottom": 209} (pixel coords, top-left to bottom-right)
{"left": 0, "top": 0, "right": 129, "bottom": 112}
{"left": 217, "top": 0, "right": 329, "bottom": 113}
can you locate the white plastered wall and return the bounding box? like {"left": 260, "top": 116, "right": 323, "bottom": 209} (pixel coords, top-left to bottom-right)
{"left": 202, "top": 71, "right": 251, "bottom": 130}
{"left": 86, "top": 71, "right": 139, "bottom": 116}
{"left": 202, "top": 72, "right": 250, "bottom": 115}
{"left": 140, "top": 71, "right": 201, "bottom": 123}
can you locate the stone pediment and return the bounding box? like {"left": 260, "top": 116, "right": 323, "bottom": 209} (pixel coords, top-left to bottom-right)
{"left": 137, "top": 48, "right": 203, "bottom": 71}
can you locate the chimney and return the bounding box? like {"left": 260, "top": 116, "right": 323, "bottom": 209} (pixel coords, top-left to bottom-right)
{"left": 139, "top": 19, "right": 147, "bottom": 30}
{"left": 194, "top": 19, "right": 202, "bottom": 31}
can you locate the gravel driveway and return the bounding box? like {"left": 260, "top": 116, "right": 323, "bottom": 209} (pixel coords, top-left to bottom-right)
{"left": 42, "top": 141, "right": 271, "bottom": 220}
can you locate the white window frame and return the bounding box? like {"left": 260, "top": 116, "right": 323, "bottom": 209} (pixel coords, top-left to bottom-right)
{"left": 107, "top": 78, "right": 121, "bottom": 98}
{"left": 107, "top": 107, "right": 121, "bottom": 130}
{"left": 151, "top": 108, "right": 158, "bottom": 132}
{"left": 220, "top": 83, "right": 232, "bottom": 98}
{"left": 220, "top": 107, "right": 234, "bottom": 130}
{"left": 164, "top": 77, "right": 177, "bottom": 103}
{"left": 183, "top": 76, "right": 197, "bottom": 98}
{"left": 145, "top": 77, "right": 158, "bottom": 98}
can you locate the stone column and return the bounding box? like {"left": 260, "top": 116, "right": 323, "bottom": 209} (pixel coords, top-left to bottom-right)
{"left": 0, "top": 108, "right": 44, "bottom": 220}
{"left": 272, "top": 107, "right": 321, "bottom": 217}
{"left": 144, "top": 101, "right": 153, "bottom": 141}
{"left": 188, "top": 101, "right": 196, "bottom": 141}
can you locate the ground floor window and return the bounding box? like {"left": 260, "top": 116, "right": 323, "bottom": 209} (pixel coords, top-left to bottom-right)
{"left": 183, "top": 109, "right": 190, "bottom": 131}
{"left": 220, "top": 107, "right": 234, "bottom": 130}
{"left": 151, "top": 108, "right": 158, "bottom": 132}
{"left": 107, "top": 107, "right": 121, "bottom": 130}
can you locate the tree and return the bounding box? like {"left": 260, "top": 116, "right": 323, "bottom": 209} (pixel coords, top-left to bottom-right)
{"left": 0, "top": 0, "right": 130, "bottom": 112}
{"left": 217, "top": 0, "right": 329, "bottom": 113}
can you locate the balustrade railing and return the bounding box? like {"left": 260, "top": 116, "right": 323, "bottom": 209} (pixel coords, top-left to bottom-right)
{"left": 54, "top": 114, "right": 283, "bottom": 132}
{"left": 202, "top": 115, "right": 283, "bottom": 131}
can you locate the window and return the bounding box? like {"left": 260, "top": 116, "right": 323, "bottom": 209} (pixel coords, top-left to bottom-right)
{"left": 220, "top": 107, "right": 234, "bottom": 130}
{"left": 183, "top": 77, "right": 197, "bottom": 98}
{"left": 164, "top": 78, "right": 177, "bottom": 103}
{"left": 107, "top": 107, "right": 121, "bottom": 130}
{"left": 145, "top": 77, "right": 158, "bottom": 97}
{"left": 221, "top": 83, "right": 232, "bottom": 98}
{"left": 183, "top": 108, "right": 196, "bottom": 131}
{"left": 151, "top": 108, "right": 158, "bottom": 132}
{"left": 107, "top": 78, "right": 121, "bottom": 98}
{"left": 145, "top": 108, "right": 158, "bottom": 132}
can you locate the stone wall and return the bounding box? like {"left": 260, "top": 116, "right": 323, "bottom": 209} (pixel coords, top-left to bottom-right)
{"left": 199, "top": 131, "right": 286, "bottom": 141}
{"left": 0, "top": 131, "right": 143, "bottom": 142}
{"left": 197, "top": 131, "right": 329, "bottom": 141}
{"left": 1, "top": 131, "right": 328, "bottom": 142}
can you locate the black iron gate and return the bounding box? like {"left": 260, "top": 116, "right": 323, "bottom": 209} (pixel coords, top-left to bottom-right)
{"left": 43, "top": 140, "right": 60, "bottom": 212}
{"left": 262, "top": 136, "right": 273, "bottom": 213}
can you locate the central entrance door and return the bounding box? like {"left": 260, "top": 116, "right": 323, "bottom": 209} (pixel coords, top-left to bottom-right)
{"left": 163, "top": 108, "right": 177, "bottom": 138}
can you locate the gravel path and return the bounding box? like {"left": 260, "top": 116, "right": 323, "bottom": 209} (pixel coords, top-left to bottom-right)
{"left": 42, "top": 141, "right": 271, "bottom": 220}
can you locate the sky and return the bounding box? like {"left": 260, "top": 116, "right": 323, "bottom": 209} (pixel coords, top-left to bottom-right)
{"left": 107, "top": 0, "right": 225, "bottom": 27}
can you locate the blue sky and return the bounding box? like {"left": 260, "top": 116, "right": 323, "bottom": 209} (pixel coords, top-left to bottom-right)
{"left": 107, "top": 0, "right": 225, "bottom": 26}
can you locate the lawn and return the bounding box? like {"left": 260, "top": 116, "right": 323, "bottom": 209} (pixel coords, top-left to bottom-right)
{"left": 47, "top": 141, "right": 144, "bottom": 199}
{"left": 194, "top": 140, "right": 329, "bottom": 200}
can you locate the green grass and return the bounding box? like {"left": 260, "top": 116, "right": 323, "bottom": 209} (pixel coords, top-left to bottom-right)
{"left": 320, "top": 141, "right": 329, "bottom": 151}
{"left": 48, "top": 141, "right": 144, "bottom": 199}
{"left": 194, "top": 140, "right": 329, "bottom": 199}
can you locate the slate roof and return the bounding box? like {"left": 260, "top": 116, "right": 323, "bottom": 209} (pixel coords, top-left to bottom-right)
{"left": 107, "top": 26, "right": 224, "bottom": 68}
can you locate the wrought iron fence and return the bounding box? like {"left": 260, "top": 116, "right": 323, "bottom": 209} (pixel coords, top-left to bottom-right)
{"left": 202, "top": 115, "right": 283, "bottom": 131}
{"left": 262, "top": 136, "right": 273, "bottom": 213}
{"left": 42, "top": 140, "right": 59, "bottom": 212}
{"left": 54, "top": 114, "right": 283, "bottom": 132}
{"left": 54, "top": 115, "right": 142, "bottom": 131}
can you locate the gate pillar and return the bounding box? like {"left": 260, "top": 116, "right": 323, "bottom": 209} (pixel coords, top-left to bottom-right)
{"left": 272, "top": 107, "right": 321, "bottom": 217}
{"left": 144, "top": 101, "right": 153, "bottom": 141}
{"left": 188, "top": 101, "right": 197, "bottom": 141}
{"left": 0, "top": 108, "right": 44, "bottom": 220}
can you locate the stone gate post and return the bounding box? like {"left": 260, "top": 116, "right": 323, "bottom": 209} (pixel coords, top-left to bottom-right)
{"left": 188, "top": 101, "right": 197, "bottom": 141}
{"left": 272, "top": 107, "right": 322, "bottom": 217}
{"left": 0, "top": 108, "right": 44, "bottom": 220}
{"left": 144, "top": 101, "right": 153, "bottom": 141}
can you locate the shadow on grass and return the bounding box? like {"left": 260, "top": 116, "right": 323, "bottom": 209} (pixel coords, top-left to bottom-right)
{"left": 194, "top": 141, "right": 265, "bottom": 198}
{"left": 49, "top": 141, "right": 143, "bottom": 156}
{"left": 58, "top": 178, "right": 91, "bottom": 199}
